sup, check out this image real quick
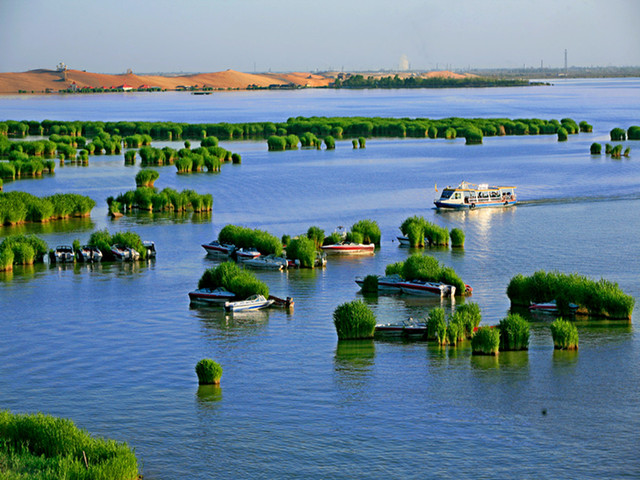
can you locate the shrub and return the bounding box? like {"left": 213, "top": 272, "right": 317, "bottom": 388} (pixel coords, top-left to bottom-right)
{"left": 557, "top": 127, "right": 568, "bottom": 142}
{"left": 550, "top": 318, "right": 579, "bottom": 350}
{"left": 628, "top": 126, "right": 640, "bottom": 140}
{"left": 450, "top": 228, "right": 465, "bottom": 248}
{"left": 231, "top": 153, "right": 241, "bottom": 164}
{"left": 579, "top": 121, "right": 593, "bottom": 133}
{"left": 267, "top": 135, "right": 286, "bottom": 151}
{"left": 352, "top": 139, "right": 358, "bottom": 148}
{"left": 498, "top": 313, "right": 530, "bottom": 351}
{"left": 324, "top": 136, "right": 336, "bottom": 149}
{"left": 351, "top": 219, "right": 381, "bottom": 246}
{"left": 197, "top": 261, "right": 268, "bottom": 298}
{"left": 464, "top": 126, "right": 483, "bottom": 145}
{"left": 590, "top": 142, "right": 602, "bottom": 154}
{"left": 218, "top": 224, "right": 283, "bottom": 256}
{"left": 385, "top": 261, "right": 404, "bottom": 277}
{"left": 286, "top": 236, "right": 317, "bottom": 268}
{"left": 333, "top": 300, "right": 377, "bottom": 340}
{"left": 358, "top": 137, "right": 366, "bottom": 148}
{"left": 306, "top": 226, "right": 325, "bottom": 249}
{"left": 195, "top": 359, "right": 223, "bottom": 385}
{"left": 323, "top": 231, "right": 343, "bottom": 246}
{"left": 0, "top": 409, "right": 138, "bottom": 480}
{"left": 471, "top": 327, "right": 499, "bottom": 355}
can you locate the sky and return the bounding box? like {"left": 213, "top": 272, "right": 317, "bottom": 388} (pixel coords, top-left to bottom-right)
{"left": 1, "top": 0, "right": 639, "bottom": 74}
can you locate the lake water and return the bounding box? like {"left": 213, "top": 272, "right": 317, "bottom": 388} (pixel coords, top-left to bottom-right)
{"left": 1, "top": 79, "right": 639, "bottom": 479}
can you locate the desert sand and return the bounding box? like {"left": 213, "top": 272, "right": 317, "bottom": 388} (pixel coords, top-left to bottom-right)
{"left": 0, "top": 68, "right": 470, "bottom": 94}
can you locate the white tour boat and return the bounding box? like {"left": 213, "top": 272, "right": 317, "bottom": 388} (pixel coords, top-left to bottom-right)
{"left": 434, "top": 181, "right": 516, "bottom": 209}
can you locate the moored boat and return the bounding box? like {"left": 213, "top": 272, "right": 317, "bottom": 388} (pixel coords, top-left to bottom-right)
{"left": 111, "top": 244, "right": 140, "bottom": 262}
{"left": 529, "top": 300, "right": 578, "bottom": 314}
{"left": 321, "top": 242, "right": 375, "bottom": 255}
{"left": 398, "top": 279, "right": 456, "bottom": 297}
{"left": 189, "top": 287, "right": 236, "bottom": 304}
{"left": 434, "top": 181, "right": 516, "bottom": 209}
{"left": 224, "top": 294, "right": 274, "bottom": 312}
{"left": 53, "top": 245, "right": 75, "bottom": 263}
{"left": 268, "top": 295, "right": 295, "bottom": 309}
{"left": 243, "top": 254, "right": 288, "bottom": 270}
{"left": 375, "top": 317, "right": 427, "bottom": 337}
{"left": 202, "top": 240, "right": 236, "bottom": 256}
{"left": 355, "top": 274, "right": 403, "bottom": 293}
{"left": 78, "top": 245, "right": 103, "bottom": 262}
{"left": 396, "top": 236, "right": 410, "bottom": 247}
{"left": 143, "top": 241, "right": 157, "bottom": 259}
{"left": 234, "top": 247, "right": 261, "bottom": 261}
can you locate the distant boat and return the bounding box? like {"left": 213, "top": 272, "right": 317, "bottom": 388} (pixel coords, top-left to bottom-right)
{"left": 434, "top": 181, "right": 516, "bottom": 209}
{"left": 243, "top": 254, "right": 288, "bottom": 270}
{"left": 396, "top": 236, "right": 410, "bottom": 246}
{"left": 268, "top": 295, "right": 295, "bottom": 309}
{"left": 111, "top": 244, "right": 140, "bottom": 262}
{"left": 224, "top": 294, "right": 274, "bottom": 312}
{"left": 321, "top": 242, "right": 375, "bottom": 255}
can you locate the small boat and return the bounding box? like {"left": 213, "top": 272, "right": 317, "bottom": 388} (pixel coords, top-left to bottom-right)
{"left": 396, "top": 236, "right": 410, "bottom": 247}
{"left": 234, "top": 247, "right": 261, "bottom": 261}
{"left": 268, "top": 295, "right": 295, "bottom": 309}
{"left": 375, "top": 317, "right": 427, "bottom": 337}
{"left": 111, "top": 244, "right": 140, "bottom": 262}
{"left": 320, "top": 242, "right": 375, "bottom": 255}
{"left": 189, "top": 287, "right": 236, "bottom": 304}
{"left": 243, "top": 254, "right": 288, "bottom": 270}
{"left": 143, "top": 241, "right": 157, "bottom": 259}
{"left": 398, "top": 279, "right": 456, "bottom": 297}
{"left": 78, "top": 245, "right": 103, "bottom": 262}
{"left": 53, "top": 245, "right": 75, "bottom": 263}
{"left": 434, "top": 181, "right": 516, "bottom": 209}
{"left": 529, "top": 300, "right": 578, "bottom": 313}
{"left": 224, "top": 294, "right": 274, "bottom": 312}
{"left": 201, "top": 240, "right": 236, "bottom": 256}
{"left": 355, "top": 274, "right": 403, "bottom": 293}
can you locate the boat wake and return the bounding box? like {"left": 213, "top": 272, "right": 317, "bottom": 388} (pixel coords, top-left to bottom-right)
{"left": 518, "top": 192, "right": 640, "bottom": 207}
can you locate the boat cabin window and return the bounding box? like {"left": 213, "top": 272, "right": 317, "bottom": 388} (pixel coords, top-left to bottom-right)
{"left": 490, "top": 191, "right": 500, "bottom": 198}
{"left": 454, "top": 192, "right": 461, "bottom": 199}
{"left": 478, "top": 191, "right": 489, "bottom": 199}
{"left": 440, "top": 190, "right": 454, "bottom": 199}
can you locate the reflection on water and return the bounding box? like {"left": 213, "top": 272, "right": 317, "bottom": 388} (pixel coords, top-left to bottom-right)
{"left": 110, "top": 210, "right": 212, "bottom": 226}
{"left": 469, "top": 353, "right": 500, "bottom": 370}
{"left": 334, "top": 340, "right": 376, "bottom": 372}
{"left": 196, "top": 384, "right": 223, "bottom": 406}
{"left": 0, "top": 216, "right": 95, "bottom": 236}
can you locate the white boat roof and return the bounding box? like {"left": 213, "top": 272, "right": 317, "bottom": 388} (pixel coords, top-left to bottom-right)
{"left": 443, "top": 181, "right": 516, "bottom": 191}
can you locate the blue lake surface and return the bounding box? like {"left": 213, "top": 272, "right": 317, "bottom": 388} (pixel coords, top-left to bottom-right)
{"left": 1, "top": 79, "right": 639, "bottom": 479}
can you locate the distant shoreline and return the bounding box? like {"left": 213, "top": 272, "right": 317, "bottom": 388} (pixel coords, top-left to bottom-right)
{"left": 0, "top": 67, "right": 638, "bottom": 95}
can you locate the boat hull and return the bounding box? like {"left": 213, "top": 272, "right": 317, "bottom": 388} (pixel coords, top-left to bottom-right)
{"left": 321, "top": 243, "right": 375, "bottom": 255}
{"left": 224, "top": 295, "right": 274, "bottom": 312}
{"left": 189, "top": 288, "right": 236, "bottom": 304}
{"left": 434, "top": 199, "right": 516, "bottom": 209}
{"left": 398, "top": 281, "right": 455, "bottom": 297}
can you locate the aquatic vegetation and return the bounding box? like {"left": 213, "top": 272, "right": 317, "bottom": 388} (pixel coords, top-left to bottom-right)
{"left": 557, "top": 127, "right": 568, "bottom": 141}
{"left": 471, "top": 327, "right": 500, "bottom": 355}
{"left": 550, "top": 318, "right": 579, "bottom": 350}
{"left": 0, "top": 192, "right": 95, "bottom": 225}
{"left": 507, "top": 270, "right": 635, "bottom": 320}
{"left": 218, "top": 224, "right": 283, "bottom": 256}
{"left": 384, "top": 261, "right": 404, "bottom": 277}
{"left": 361, "top": 274, "right": 380, "bottom": 294}
{"left": 455, "top": 302, "right": 482, "bottom": 337}
{"left": 402, "top": 254, "right": 466, "bottom": 295}
{"left": 426, "top": 307, "right": 446, "bottom": 342}
{"left": 351, "top": 219, "right": 381, "bottom": 246}
{"left": 286, "top": 236, "right": 317, "bottom": 268}
{"left": 195, "top": 359, "right": 223, "bottom": 385}
{"left": 610, "top": 127, "right": 626, "bottom": 141}
{"left": 267, "top": 135, "right": 287, "bottom": 151}
{"left": 333, "top": 300, "right": 377, "bottom": 340}
{"left": 590, "top": 142, "right": 602, "bottom": 154}
{"left": 463, "top": 125, "right": 483, "bottom": 145}
{"left": 447, "top": 313, "right": 465, "bottom": 345}
{"left": 306, "top": 226, "right": 325, "bottom": 249}
{"left": 86, "top": 229, "right": 147, "bottom": 261}
{"left": 498, "top": 313, "right": 530, "bottom": 351}
{"left": 0, "top": 234, "right": 48, "bottom": 270}
{"left": 112, "top": 187, "right": 212, "bottom": 214}
{"left": 352, "top": 139, "right": 358, "bottom": 148}
{"left": 135, "top": 168, "right": 160, "bottom": 187}
{"left": 358, "top": 137, "right": 366, "bottom": 148}
{"left": 399, "top": 216, "right": 449, "bottom": 247}
{"left": 579, "top": 121, "right": 593, "bottom": 133}
{"left": 628, "top": 126, "right": 640, "bottom": 140}
{"left": 449, "top": 228, "right": 465, "bottom": 248}
{"left": 324, "top": 135, "right": 336, "bottom": 149}
{"left": 197, "top": 261, "right": 268, "bottom": 299}
{"left": 0, "top": 409, "right": 138, "bottom": 480}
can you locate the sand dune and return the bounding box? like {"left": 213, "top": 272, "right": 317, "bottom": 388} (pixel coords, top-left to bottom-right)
{"left": 0, "top": 68, "right": 470, "bottom": 94}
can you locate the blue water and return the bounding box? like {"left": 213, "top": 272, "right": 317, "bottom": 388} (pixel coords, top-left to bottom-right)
{"left": 1, "top": 79, "right": 639, "bottom": 479}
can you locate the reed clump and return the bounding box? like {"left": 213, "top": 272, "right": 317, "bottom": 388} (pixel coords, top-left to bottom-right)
{"left": 550, "top": 318, "right": 579, "bottom": 350}
{"left": 498, "top": 313, "right": 530, "bottom": 351}
{"left": 285, "top": 236, "right": 317, "bottom": 268}
{"left": 0, "top": 234, "right": 48, "bottom": 270}
{"left": 351, "top": 219, "right": 381, "bottom": 246}
{"left": 333, "top": 300, "right": 377, "bottom": 340}
{"left": 197, "top": 261, "right": 269, "bottom": 299}
{"left": 111, "top": 187, "right": 213, "bottom": 214}
{"left": 361, "top": 274, "right": 379, "bottom": 294}
{"left": 450, "top": 228, "right": 465, "bottom": 248}
{"left": 0, "top": 192, "right": 95, "bottom": 225}
{"left": 135, "top": 168, "right": 160, "bottom": 187}
{"left": 426, "top": 307, "right": 447, "bottom": 343}
{"left": 507, "top": 270, "right": 635, "bottom": 320}
{"left": 471, "top": 327, "right": 500, "bottom": 355}
{"left": 0, "top": 409, "right": 138, "bottom": 480}
{"left": 86, "top": 229, "right": 148, "bottom": 261}
{"left": 388, "top": 253, "right": 467, "bottom": 296}
{"left": 218, "top": 224, "right": 283, "bottom": 256}
{"left": 195, "top": 359, "right": 223, "bottom": 385}
{"left": 399, "top": 216, "right": 451, "bottom": 247}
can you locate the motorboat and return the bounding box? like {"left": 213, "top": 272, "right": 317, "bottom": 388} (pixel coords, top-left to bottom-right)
{"left": 529, "top": 300, "right": 578, "bottom": 314}
{"left": 320, "top": 242, "right": 375, "bottom": 255}
{"left": 397, "top": 279, "right": 456, "bottom": 297}
{"left": 143, "top": 241, "right": 157, "bottom": 259}
{"left": 434, "top": 181, "right": 516, "bottom": 209}
{"left": 201, "top": 240, "right": 236, "bottom": 256}
{"left": 111, "top": 244, "right": 140, "bottom": 261}
{"left": 234, "top": 247, "right": 261, "bottom": 261}
{"left": 375, "top": 317, "right": 427, "bottom": 337}
{"left": 78, "top": 245, "right": 103, "bottom": 262}
{"left": 396, "top": 236, "right": 410, "bottom": 247}
{"left": 224, "top": 294, "right": 274, "bottom": 312}
{"left": 243, "top": 254, "right": 288, "bottom": 270}
{"left": 268, "top": 295, "right": 295, "bottom": 309}
{"left": 189, "top": 287, "right": 236, "bottom": 304}
{"left": 355, "top": 274, "right": 403, "bottom": 293}
{"left": 53, "top": 245, "right": 75, "bottom": 263}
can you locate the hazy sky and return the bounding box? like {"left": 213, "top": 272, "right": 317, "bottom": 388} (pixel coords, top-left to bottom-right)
{"left": 1, "top": 0, "right": 639, "bottom": 73}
